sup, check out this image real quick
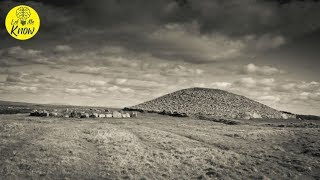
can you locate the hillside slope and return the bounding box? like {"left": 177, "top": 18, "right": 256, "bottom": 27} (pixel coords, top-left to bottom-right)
{"left": 127, "top": 87, "right": 284, "bottom": 119}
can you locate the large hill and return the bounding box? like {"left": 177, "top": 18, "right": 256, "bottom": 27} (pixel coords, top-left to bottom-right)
{"left": 127, "top": 87, "right": 285, "bottom": 119}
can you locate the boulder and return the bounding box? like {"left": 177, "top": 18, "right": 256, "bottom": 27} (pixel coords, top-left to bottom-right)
{"left": 49, "top": 112, "right": 58, "bottom": 117}
{"left": 244, "top": 112, "right": 262, "bottom": 119}
{"left": 30, "top": 110, "right": 39, "bottom": 116}
{"left": 130, "top": 111, "right": 138, "bottom": 118}
{"left": 171, "top": 111, "right": 188, "bottom": 117}
{"left": 252, "top": 112, "right": 262, "bottom": 119}
{"left": 80, "top": 113, "right": 89, "bottom": 118}
{"left": 90, "top": 113, "right": 99, "bottom": 118}
{"left": 122, "top": 113, "right": 130, "bottom": 118}
{"left": 281, "top": 113, "right": 288, "bottom": 119}
{"left": 106, "top": 113, "right": 113, "bottom": 118}
{"left": 112, "top": 111, "right": 122, "bottom": 118}
{"left": 281, "top": 111, "right": 297, "bottom": 119}
{"left": 73, "top": 111, "right": 85, "bottom": 118}
{"left": 70, "top": 111, "right": 80, "bottom": 118}
{"left": 99, "top": 114, "right": 106, "bottom": 118}
{"left": 159, "top": 110, "right": 187, "bottom": 117}
{"left": 40, "top": 110, "right": 49, "bottom": 117}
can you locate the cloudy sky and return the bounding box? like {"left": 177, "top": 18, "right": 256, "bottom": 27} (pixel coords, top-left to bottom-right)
{"left": 0, "top": 0, "right": 320, "bottom": 115}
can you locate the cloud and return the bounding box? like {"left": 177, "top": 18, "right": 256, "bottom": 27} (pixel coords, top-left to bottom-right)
{"left": 6, "top": 72, "right": 25, "bottom": 83}
{"left": 298, "top": 92, "right": 320, "bottom": 101}
{"left": 109, "top": 78, "right": 167, "bottom": 89}
{"left": 232, "top": 77, "right": 320, "bottom": 96}
{"left": 241, "top": 63, "right": 281, "bottom": 76}
{"left": 107, "top": 85, "right": 135, "bottom": 93}
{"left": 257, "top": 95, "right": 281, "bottom": 102}
{"left": 275, "top": 82, "right": 296, "bottom": 92}
{"left": 1, "top": 69, "right": 136, "bottom": 98}
{"left": 64, "top": 45, "right": 206, "bottom": 84}
{"left": 147, "top": 22, "right": 246, "bottom": 62}
{"left": 54, "top": 45, "right": 73, "bottom": 53}
{"left": 3, "top": 0, "right": 317, "bottom": 64}
{"left": 188, "top": 77, "right": 316, "bottom": 115}
{"left": 64, "top": 87, "right": 98, "bottom": 96}
{"left": 244, "top": 34, "right": 286, "bottom": 51}
{"left": 69, "top": 66, "right": 109, "bottom": 76}
{"left": 1, "top": 1, "right": 319, "bottom": 40}
{"left": 159, "top": 63, "right": 204, "bottom": 76}
{"left": 21, "top": 87, "right": 38, "bottom": 93}
{"left": 89, "top": 80, "right": 107, "bottom": 86}
{"left": 64, "top": 83, "right": 135, "bottom": 97}
{"left": 275, "top": 81, "right": 320, "bottom": 93}
{"left": 0, "top": 85, "right": 38, "bottom": 94}
{"left": 68, "top": 0, "right": 320, "bottom": 39}
{"left": 0, "top": 71, "right": 69, "bottom": 96}
{"left": 210, "top": 82, "right": 232, "bottom": 89}
{"left": 229, "top": 77, "right": 320, "bottom": 107}
{"left": 233, "top": 77, "right": 258, "bottom": 88}
{"left": 5, "top": 71, "right": 61, "bottom": 84}
{"left": 0, "top": 46, "right": 54, "bottom": 67}
{"left": 232, "top": 77, "right": 275, "bottom": 91}
{"left": 112, "top": 78, "right": 127, "bottom": 85}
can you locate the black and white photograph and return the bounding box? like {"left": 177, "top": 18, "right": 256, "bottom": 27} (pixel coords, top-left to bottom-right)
{"left": 0, "top": 0, "right": 320, "bottom": 179}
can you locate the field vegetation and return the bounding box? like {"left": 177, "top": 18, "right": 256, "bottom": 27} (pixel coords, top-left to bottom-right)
{"left": 0, "top": 112, "right": 319, "bottom": 179}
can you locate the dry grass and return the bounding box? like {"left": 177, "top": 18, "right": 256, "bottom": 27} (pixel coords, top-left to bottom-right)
{"left": 0, "top": 113, "right": 319, "bottom": 179}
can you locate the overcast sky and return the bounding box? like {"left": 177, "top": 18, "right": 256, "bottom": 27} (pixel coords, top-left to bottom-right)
{"left": 0, "top": 0, "right": 320, "bottom": 115}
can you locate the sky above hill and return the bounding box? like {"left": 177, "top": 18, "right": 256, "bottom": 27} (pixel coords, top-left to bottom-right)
{"left": 0, "top": 0, "right": 320, "bottom": 115}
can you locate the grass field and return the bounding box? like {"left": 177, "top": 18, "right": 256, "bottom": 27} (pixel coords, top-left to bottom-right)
{"left": 0, "top": 113, "right": 319, "bottom": 179}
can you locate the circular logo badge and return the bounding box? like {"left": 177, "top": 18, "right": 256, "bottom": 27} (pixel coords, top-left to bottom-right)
{"left": 5, "top": 5, "right": 40, "bottom": 40}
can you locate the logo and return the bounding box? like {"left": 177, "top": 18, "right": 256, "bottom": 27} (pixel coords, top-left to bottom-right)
{"left": 5, "top": 5, "right": 40, "bottom": 40}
